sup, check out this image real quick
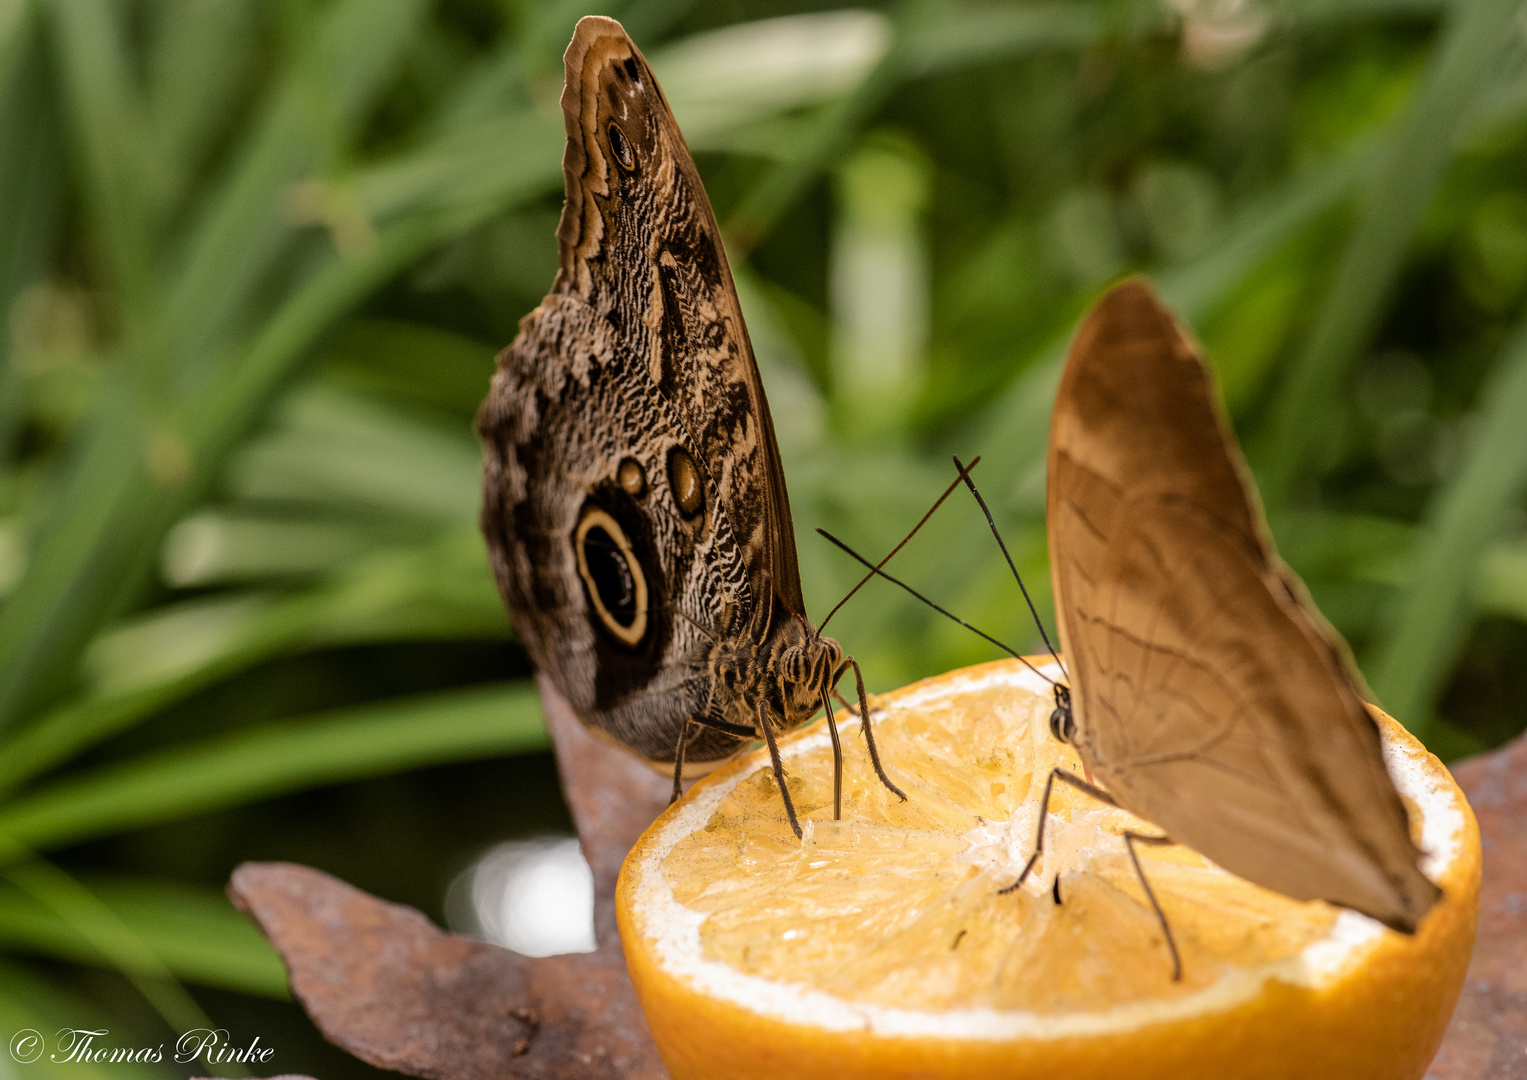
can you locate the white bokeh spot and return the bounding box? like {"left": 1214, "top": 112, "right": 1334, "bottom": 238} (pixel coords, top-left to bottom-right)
{"left": 450, "top": 837, "right": 596, "bottom": 958}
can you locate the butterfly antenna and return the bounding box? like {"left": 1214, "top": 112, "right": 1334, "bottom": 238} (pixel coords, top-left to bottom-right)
{"left": 816, "top": 528, "right": 1058, "bottom": 688}
{"left": 952, "top": 455, "right": 1067, "bottom": 678}
{"left": 818, "top": 456, "right": 982, "bottom": 632}
{"left": 671, "top": 604, "right": 719, "bottom": 644}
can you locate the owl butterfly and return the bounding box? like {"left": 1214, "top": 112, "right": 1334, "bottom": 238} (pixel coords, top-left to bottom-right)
{"left": 476, "top": 16, "right": 904, "bottom": 837}
{"left": 1011, "top": 279, "right": 1441, "bottom": 952}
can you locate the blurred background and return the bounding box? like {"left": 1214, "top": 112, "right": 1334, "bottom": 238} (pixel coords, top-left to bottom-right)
{"left": 1, "top": 0, "right": 1525, "bottom": 1073}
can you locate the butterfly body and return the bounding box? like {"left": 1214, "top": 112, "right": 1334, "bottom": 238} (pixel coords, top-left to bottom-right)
{"left": 476, "top": 18, "right": 838, "bottom": 777}
{"left": 1046, "top": 280, "right": 1440, "bottom": 932}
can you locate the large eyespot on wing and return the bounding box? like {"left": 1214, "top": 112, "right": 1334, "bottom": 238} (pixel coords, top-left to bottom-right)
{"left": 575, "top": 505, "right": 649, "bottom": 648}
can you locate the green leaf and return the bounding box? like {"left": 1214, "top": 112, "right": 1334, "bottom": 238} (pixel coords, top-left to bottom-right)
{"left": 0, "top": 1, "right": 62, "bottom": 472}
{"left": 1477, "top": 541, "right": 1527, "bottom": 622}
{"left": 47, "top": 0, "right": 165, "bottom": 322}
{"left": 0, "top": 852, "right": 212, "bottom": 1035}
{"left": 145, "top": 0, "right": 259, "bottom": 211}
{"left": 81, "top": 592, "right": 279, "bottom": 696}
{"left": 0, "top": 874, "right": 287, "bottom": 999}
{"left": 1369, "top": 312, "right": 1527, "bottom": 731}
{"left": 980, "top": 138, "right": 1376, "bottom": 524}
{"left": 0, "top": 527, "right": 506, "bottom": 796}
{"left": 223, "top": 385, "right": 480, "bottom": 523}
{"left": 350, "top": 110, "right": 563, "bottom": 225}
{"left": 318, "top": 317, "right": 498, "bottom": 417}
{"left": 726, "top": 0, "right": 947, "bottom": 248}
{"left": 1279, "top": 0, "right": 1445, "bottom": 22}
{"left": 1260, "top": 0, "right": 1526, "bottom": 507}
{"left": 0, "top": 959, "right": 176, "bottom": 1080}
{"left": 0, "top": 174, "right": 498, "bottom": 737}
{"left": 160, "top": 0, "right": 429, "bottom": 385}
{"left": 901, "top": 3, "right": 1109, "bottom": 78}
{"left": 727, "top": 1, "right": 1145, "bottom": 248}
{"left": 159, "top": 514, "right": 416, "bottom": 587}
{"left": 1272, "top": 510, "right": 1417, "bottom": 583}
{"left": 0, "top": 682, "right": 547, "bottom": 854}
{"left": 0, "top": 0, "right": 435, "bottom": 735}
{"left": 1161, "top": 139, "right": 1378, "bottom": 326}
{"left": 654, "top": 10, "right": 890, "bottom": 139}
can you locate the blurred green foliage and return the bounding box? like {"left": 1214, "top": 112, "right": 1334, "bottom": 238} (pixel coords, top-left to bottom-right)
{"left": 2, "top": 0, "right": 1527, "bottom": 1070}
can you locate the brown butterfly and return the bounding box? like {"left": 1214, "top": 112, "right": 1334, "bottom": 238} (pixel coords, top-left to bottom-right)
{"left": 475, "top": 17, "right": 903, "bottom": 837}
{"left": 1026, "top": 279, "right": 1440, "bottom": 937}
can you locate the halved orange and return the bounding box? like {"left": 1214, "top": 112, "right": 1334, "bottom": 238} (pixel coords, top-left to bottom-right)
{"left": 617, "top": 658, "right": 1479, "bottom": 1080}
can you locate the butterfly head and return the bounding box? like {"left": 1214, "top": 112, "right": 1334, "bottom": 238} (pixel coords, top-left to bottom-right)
{"left": 780, "top": 628, "right": 840, "bottom": 689}
{"left": 774, "top": 619, "right": 843, "bottom": 729}
{"left": 1048, "top": 684, "right": 1076, "bottom": 745}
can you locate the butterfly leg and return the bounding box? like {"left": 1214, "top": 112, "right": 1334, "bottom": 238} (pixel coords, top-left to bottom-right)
{"left": 670, "top": 713, "right": 760, "bottom": 806}
{"left": 670, "top": 720, "right": 692, "bottom": 805}
{"left": 1001, "top": 770, "right": 1183, "bottom": 980}
{"left": 756, "top": 696, "right": 803, "bottom": 840}
{"left": 692, "top": 711, "right": 762, "bottom": 740}
{"left": 818, "top": 687, "right": 844, "bottom": 821}
{"left": 1124, "top": 832, "right": 1182, "bottom": 982}
{"left": 998, "top": 768, "right": 1117, "bottom": 895}
{"left": 837, "top": 657, "right": 908, "bottom": 802}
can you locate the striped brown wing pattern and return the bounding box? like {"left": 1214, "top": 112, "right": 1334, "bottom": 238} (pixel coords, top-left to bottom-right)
{"left": 556, "top": 17, "right": 802, "bottom": 620}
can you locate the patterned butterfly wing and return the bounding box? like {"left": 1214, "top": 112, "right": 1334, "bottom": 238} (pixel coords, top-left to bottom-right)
{"left": 1047, "top": 280, "right": 1440, "bottom": 932}
{"left": 476, "top": 17, "right": 799, "bottom": 769}
{"left": 556, "top": 17, "right": 803, "bottom": 621}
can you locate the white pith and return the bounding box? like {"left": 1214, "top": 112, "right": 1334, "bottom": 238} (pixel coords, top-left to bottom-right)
{"left": 628, "top": 661, "right": 1465, "bottom": 1041}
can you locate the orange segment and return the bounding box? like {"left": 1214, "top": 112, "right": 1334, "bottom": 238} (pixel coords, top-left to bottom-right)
{"left": 617, "top": 658, "right": 1479, "bottom": 1080}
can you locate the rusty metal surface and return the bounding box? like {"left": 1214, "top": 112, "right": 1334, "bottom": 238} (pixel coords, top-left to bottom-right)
{"left": 229, "top": 862, "right": 666, "bottom": 1080}
{"left": 539, "top": 673, "right": 672, "bottom": 950}
{"left": 225, "top": 675, "right": 669, "bottom": 1080}
{"left": 1429, "top": 730, "right": 1527, "bottom": 1080}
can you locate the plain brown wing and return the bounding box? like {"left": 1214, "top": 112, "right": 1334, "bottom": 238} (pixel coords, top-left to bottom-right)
{"left": 556, "top": 17, "right": 804, "bottom": 623}
{"left": 1046, "top": 279, "right": 1440, "bottom": 932}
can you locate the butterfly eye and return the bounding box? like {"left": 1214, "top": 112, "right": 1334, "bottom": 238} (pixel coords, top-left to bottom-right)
{"left": 781, "top": 646, "right": 810, "bottom": 685}
{"left": 618, "top": 457, "right": 647, "bottom": 497}
{"left": 574, "top": 507, "right": 648, "bottom": 647}
{"left": 666, "top": 446, "right": 705, "bottom": 520}
{"left": 607, "top": 122, "right": 636, "bottom": 171}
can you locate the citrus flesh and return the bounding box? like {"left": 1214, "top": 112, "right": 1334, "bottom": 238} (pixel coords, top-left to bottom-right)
{"left": 617, "top": 658, "right": 1480, "bottom": 1080}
